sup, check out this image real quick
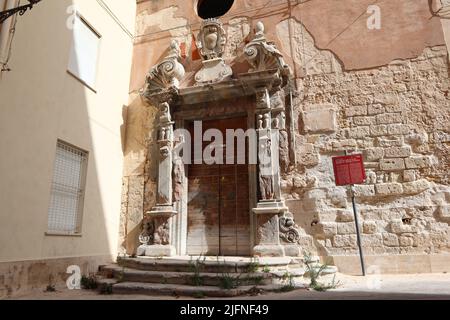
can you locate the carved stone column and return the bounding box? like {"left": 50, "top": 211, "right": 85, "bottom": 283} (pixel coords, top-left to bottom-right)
{"left": 244, "top": 22, "right": 301, "bottom": 257}
{"left": 137, "top": 40, "right": 185, "bottom": 257}
{"left": 137, "top": 101, "right": 177, "bottom": 257}
{"left": 252, "top": 88, "right": 289, "bottom": 257}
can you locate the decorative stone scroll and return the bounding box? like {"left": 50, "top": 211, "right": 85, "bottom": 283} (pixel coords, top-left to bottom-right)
{"left": 144, "top": 40, "right": 185, "bottom": 97}
{"left": 279, "top": 212, "right": 301, "bottom": 244}
{"left": 244, "top": 21, "right": 291, "bottom": 75}
{"left": 195, "top": 18, "right": 233, "bottom": 85}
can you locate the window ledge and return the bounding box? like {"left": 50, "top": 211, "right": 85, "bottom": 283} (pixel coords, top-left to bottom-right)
{"left": 66, "top": 70, "right": 97, "bottom": 93}
{"left": 45, "top": 231, "right": 83, "bottom": 237}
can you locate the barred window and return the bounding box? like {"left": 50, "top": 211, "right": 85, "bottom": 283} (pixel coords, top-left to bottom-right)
{"left": 47, "top": 140, "right": 88, "bottom": 235}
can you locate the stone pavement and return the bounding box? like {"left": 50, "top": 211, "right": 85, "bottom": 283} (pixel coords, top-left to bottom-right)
{"left": 7, "top": 273, "right": 450, "bottom": 300}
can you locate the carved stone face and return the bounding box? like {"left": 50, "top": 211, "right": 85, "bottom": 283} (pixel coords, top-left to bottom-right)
{"left": 204, "top": 26, "right": 218, "bottom": 50}
{"left": 160, "top": 146, "right": 170, "bottom": 158}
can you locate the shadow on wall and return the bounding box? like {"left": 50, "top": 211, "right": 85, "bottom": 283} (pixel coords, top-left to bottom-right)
{"left": 120, "top": 94, "right": 159, "bottom": 255}
{"left": 0, "top": 0, "right": 121, "bottom": 297}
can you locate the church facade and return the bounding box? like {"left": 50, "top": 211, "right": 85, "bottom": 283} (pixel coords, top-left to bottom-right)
{"left": 121, "top": 0, "right": 450, "bottom": 274}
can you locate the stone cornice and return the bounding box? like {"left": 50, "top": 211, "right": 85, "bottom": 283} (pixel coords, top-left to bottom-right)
{"left": 172, "top": 69, "right": 283, "bottom": 106}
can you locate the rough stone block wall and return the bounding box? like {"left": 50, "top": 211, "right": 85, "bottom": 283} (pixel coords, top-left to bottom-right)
{"left": 282, "top": 31, "right": 450, "bottom": 256}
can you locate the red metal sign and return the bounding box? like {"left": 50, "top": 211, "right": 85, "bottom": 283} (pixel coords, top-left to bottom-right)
{"left": 332, "top": 154, "right": 366, "bottom": 186}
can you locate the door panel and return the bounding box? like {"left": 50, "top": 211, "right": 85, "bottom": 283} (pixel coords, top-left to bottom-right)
{"left": 187, "top": 175, "right": 220, "bottom": 255}
{"left": 187, "top": 117, "right": 250, "bottom": 256}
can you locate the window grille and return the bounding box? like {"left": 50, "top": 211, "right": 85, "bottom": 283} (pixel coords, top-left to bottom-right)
{"left": 47, "top": 140, "right": 88, "bottom": 234}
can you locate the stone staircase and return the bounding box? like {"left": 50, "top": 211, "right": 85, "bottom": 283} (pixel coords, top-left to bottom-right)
{"left": 96, "top": 256, "right": 337, "bottom": 298}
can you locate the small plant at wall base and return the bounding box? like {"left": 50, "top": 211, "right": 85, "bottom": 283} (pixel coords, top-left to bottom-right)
{"left": 247, "top": 275, "right": 264, "bottom": 286}
{"left": 116, "top": 267, "right": 125, "bottom": 283}
{"left": 303, "top": 251, "right": 340, "bottom": 292}
{"left": 278, "top": 272, "right": 295, "bottom": 292}
{"left": 45, "top": 285, "right": 56, "bottom": 293}
{"left": 81, "top": 274, "right": 98, "bottom": 290}
{"left": 189, "top": 254, "right": 206, "bottom": 286}
{"left": 217, "top": 257, "right": 241, "bottom": 290}
{"left": 246, "top": 257, "right": 260, "bottom": 273}
{"left": 193, "top": 291, "right": 205, "bottom": 299}
{"left": 99, "top": 283, "right": 113, "bottom": 295}
{"left": 218, "top": 273, "right": 240, "bottom": 290}
{"left": 311, "top": 274, "right": 339, "bottom": 292}
{"left": 44, "top": 275, "right": 56, "bottom": 292}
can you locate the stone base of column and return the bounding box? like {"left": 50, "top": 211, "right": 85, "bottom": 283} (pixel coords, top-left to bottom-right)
{"left": 148, "top": 205, "right": 177, "bottom": 216}
{"left": 252, "top": 200, "right": 289, "bottom": 214}
{"left": 283, "top": 244, "right": 302, "bottom": 257}
{"left": 137, "top": 205, "right": 177, "bottom": 257}
{"left": 253, "top": 244, "right": 285, "bottom": 257}
{"left": 252, "top": 200, "right": 290, "bottom": 257}
{"left": 137, "top": 244, "right": 176, "bottom": 257}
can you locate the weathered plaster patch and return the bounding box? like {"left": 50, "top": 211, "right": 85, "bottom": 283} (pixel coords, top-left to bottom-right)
{"left": 136, "top": 7, "right": 188, "bottom": 37}
{"left": 225, "top": 17, "right": 251, "bottom": 58}
{"left": 276, "top": 18, "right": 342, "bottom": 76}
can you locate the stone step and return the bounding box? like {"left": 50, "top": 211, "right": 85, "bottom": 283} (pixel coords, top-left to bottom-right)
{"left": 100, "top": 265, "right": 306, "bottom": 286}
{"left": 111, "top": 281, "right": 306, "bottom": 298}
{"left": 101, "top": 265, "right": 272, "bottom": 286}
{"left": 116, "top": 256, "right": 301, "bottom": 273}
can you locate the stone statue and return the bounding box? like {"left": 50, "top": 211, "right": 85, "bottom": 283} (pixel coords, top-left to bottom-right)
{"left": 153, "top": 218, "right": 170, "bottom": 245}
{"left": 263, "top": 113, "right": 270, "bottom": 129}
{"left": 259, "top": 138, "right": 274, "bottom": 200}
{"left": 139, "top": 219, "right": 155, "bottom": 245}
{"left": 172, "top": 138, "right": 185, "bottom": 202}
{"left": 257, "top": 114, "right": 263, "bottom": 129}
{"left": 159, "top": 102, "right": 172, "bottom": 123}
{"left": 279, "top": 111, "right": 286, "bottom": 130}
{"left": 260, "top": 175, "right": 274, "bottom": 200}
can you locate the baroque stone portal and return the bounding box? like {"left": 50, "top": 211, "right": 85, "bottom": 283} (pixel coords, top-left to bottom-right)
{"left": 138, "top": 20, "right": 307, "bottom": 257}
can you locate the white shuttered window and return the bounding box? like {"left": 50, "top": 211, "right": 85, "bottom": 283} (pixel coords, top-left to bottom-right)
{"left": 47, "top": 141, "right": 88, "bottom": 235}
{"left": 67, "top": 14, "right": 101, "bottom": 90}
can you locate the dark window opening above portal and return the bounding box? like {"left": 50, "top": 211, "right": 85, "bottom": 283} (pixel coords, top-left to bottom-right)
{"left": 197, "top": 0, "right": 234, "bottom": 19}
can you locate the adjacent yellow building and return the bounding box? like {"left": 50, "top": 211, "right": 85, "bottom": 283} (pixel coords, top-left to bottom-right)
{"left": 0, "top": 0, "right": 135, "bottom": 298}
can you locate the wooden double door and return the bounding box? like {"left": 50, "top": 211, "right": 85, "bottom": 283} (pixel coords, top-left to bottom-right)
{"left": 186, "top": 117, "right": 251, "bottom": 256}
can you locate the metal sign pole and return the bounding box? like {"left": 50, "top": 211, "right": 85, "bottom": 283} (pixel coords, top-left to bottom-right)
{"left": 342, "top": 150, "right": 366, "bottom": 276}
{"left": 350, "top": 184, "right": 366, "bottom": 276}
